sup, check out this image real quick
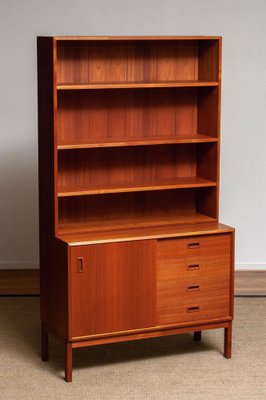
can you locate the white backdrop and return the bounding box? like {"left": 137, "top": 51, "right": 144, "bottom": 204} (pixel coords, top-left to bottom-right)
{"left": 0, "top": 0, "right": 265, "bottom": 270}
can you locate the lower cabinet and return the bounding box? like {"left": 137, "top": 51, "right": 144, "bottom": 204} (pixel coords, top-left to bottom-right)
{"left": 70, "top": 233, "right": 233, "bottom": 338}
{"left": 41, "top": 229, "right": 234, "bottom": 382}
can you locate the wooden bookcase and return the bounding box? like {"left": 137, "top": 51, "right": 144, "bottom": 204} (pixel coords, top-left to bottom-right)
{"left": 37, "top": 36, "right": 235, "bottom": 382}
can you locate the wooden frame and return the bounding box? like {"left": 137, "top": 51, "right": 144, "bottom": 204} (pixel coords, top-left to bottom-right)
{"left": 38, "top": 36, "right": 234, "bottom": 382}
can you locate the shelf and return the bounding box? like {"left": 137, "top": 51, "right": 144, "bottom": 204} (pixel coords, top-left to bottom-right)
{"left": 58, "top": 213, "right": 216, "bottom": 234}
{"left": 57, "top": 135, "right": 218, "bottom": 150}
{"left": 56, "top": 220, "right": 234, "bottom": 246}
{"left": 55, "top": 36, "right": 222, "bottom": 41}
{"left": 57, "top": 177, "right": 216, "bottom": 197}
{"left": 57, "top": 80, "right": 219, "bottom": 90}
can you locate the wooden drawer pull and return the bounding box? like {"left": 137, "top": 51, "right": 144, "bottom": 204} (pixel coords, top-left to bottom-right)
{"left": 187, "top": 285, "right": 200, "bottom": 292}
{"left": 186, "top": 306, "right": 200, "bottom": 313}
{"left": 187, "top": 264, "right": 200, "bottom": 271}
{"left": 77, "top": 257, "right": 84, "bottom": 273}
{"left": 187, "top": 242, "right": 200, "bottom": 249}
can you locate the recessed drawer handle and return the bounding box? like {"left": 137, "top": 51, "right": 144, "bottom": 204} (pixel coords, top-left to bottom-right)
{"left": 186, "top": 306, "right": 200, "bottom": 313}
{"left": 187, "top": 242, "right": 200, "bottom": 249}
{"left": 187, "top": 285, "right": 200, "bottom": 292}
{"left": 77, "top": 257, "right": 84, "bottom": 273}
{"left": 187, "top": 264, "right": 200, "bottom": 271}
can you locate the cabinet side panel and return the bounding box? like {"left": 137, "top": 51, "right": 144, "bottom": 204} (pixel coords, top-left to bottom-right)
{"left": 37, "top": 37, "right": 56, "bottom": 233}
{"left": 229, "top": 231, "right": 235, "bottom": 318}
{"left": 40, "top": 232, "right": 69, "bottom": 339}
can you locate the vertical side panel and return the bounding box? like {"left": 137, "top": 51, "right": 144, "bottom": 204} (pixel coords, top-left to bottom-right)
{"left": 229, "top": 231, "right": 235, "bottom": 318}
{"left": 197, "top": 39, "right": 221, "bottom": 220}
{"left": 40, "top": 231, "right": 69, "bottom": 339}
{"left": 37, "top": 37, "right": 57, "bottom": 234}
{"left": 216, "top": 38, "right": 222, "bottom": 221}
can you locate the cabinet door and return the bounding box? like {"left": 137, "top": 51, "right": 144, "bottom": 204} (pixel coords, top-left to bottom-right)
{"left": 157, "top": 234, "right": 232, "bottom": 325}
{"left": 70, "top": 240, "right": 156, "bottom": 338}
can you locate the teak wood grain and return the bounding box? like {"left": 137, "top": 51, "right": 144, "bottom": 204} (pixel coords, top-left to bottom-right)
{"left": 54, "top": 36, "right": 222, "bottom": 41}
{"left": 157, "top": 234, "right": 231, "bottom": 324}
{"left": 57, "top": 87, "right": 218, "bottom": 147}
{"left": 37, "top": 36, "right": 234, "bottom": 382}
{"left": 40, "top": 232, "right": 69, "bottom": 339}
{"left": 58, "top": 177, "right": 216, "bottom": 197}
{"left": 57, "top": 186, "right": 218, "bottom": 236}
{"left": 57, "top": 222, "right": 233, "bottom": 246}
{"left": 57, "top": 134, "right": 218, "bottom": 149}
{"left": 57, "top": 144, "right": 218, "bottom": 197}
{"left": 57, "top": 81, "right": 219, "bottom": 90}
{"left": 70, "top": 241, "right": 156, "bottom": 338}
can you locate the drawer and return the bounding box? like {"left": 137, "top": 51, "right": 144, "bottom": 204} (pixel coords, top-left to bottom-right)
{"left": 157, "top": 233, "right": 231, "bottom": 325}
{"left": 157, "top": 290, "right": 230, "bottom": 325}
{"left": 157, "top": 234, "right": 230, "bottom": 266}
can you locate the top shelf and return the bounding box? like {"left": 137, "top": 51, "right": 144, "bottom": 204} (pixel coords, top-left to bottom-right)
{"left": 57, "top": 80, "right": 219, "bottom": 91}
{"left": 54, "top": 36, "right": 222, "bottom": 41}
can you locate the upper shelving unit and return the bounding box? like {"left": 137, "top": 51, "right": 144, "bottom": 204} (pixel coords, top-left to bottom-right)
{"left": 48, "top": 36, "right": 222, "bottom": 236}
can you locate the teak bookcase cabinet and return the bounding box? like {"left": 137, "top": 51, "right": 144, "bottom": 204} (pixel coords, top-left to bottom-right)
{"left": 37, "top": 36, "right": 235, "bottom": 382}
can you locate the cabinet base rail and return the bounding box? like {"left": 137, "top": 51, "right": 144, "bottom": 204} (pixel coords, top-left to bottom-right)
{"left": 41, "top": 319, "right": 233, "bottom": 382}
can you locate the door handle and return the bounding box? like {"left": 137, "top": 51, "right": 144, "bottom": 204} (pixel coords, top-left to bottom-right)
{"left": 77, "top": 257, "right": 84, "bottom": 273}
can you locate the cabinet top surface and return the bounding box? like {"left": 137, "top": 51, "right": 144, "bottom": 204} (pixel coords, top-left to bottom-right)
{"left": 57, "top": 223, "right": 234, "bottom": 246}
{"left": 38, "top": 35, "right": 222, "bottom": 41}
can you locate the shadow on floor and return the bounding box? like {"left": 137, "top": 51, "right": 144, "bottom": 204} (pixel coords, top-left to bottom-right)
{"left": 0, "top": 296, "right": 224, "bottom": 379}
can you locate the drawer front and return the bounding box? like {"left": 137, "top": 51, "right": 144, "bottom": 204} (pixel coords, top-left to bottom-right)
{"left": 157, "top": 234, "right": 231, "bottom": 325}
{"left": 157, "top": 234, "right": 230, "bottom": 265}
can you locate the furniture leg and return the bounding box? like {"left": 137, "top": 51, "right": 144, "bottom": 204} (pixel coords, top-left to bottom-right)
{"left": 41, "top": 322, "right": 49, "bottom": 361}
{"left": 224, "top": 321, "right": 232, "bottom": 358}
{"left": 65, "top": 342, "right": 73, "bottom": 382}
{"left": 194, "top": 331, "right": 202, "bottom": 341}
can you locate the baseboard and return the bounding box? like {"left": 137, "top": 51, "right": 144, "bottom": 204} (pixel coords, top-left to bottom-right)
{"left": 0, "top": 262, "right": 39, "bottom": 270}
{"left": 235, "top": 264, "right": 266, "bottom": 271}
{"left": 0, "top": 269, "right": 39, "bottom": 295}
{"left": 234, "top": 270, "right": 266, "bottom": 296}
{"left": 0, "top": 269, "right": 265, "bottom": 296}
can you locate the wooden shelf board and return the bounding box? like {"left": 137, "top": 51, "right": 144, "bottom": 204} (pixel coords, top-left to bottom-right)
{"left": 57, "top": 177, "right": 217, "bottom": 197}
{"left": 57, "top": 80, "right": 219, "bottom": 90}
{"left": 54, "top": 36, "right": 222, "bottom": 41}
{"left": 56, "top": 221, "right": 234, "bottom": 246}
{"left": 59, "top": 213, "right": 214, "bottom": 234}
{"left": 57, "top": 135, "right": 218, "bottom": 150}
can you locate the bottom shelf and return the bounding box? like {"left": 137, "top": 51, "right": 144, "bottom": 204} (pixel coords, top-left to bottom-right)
{"left": 56, "top": 213, "right": 227, "bottom": 245}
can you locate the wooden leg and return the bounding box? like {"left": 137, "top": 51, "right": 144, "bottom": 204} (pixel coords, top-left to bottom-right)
{"left": 194, "top": 331, "right": 202, "bottom": 341}
{"left": 224, "top": 322, "right": 232, "bottom": 358}
{"left": 65, "top": 342, "right": 73, "bottom": 382}
{"left": 41, "top": 322, "right": 49, "bottom": 361}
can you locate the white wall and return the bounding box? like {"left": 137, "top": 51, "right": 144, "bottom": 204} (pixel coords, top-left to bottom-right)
{"left": 0, "top": 0, "right": 265, "bottom": 270}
